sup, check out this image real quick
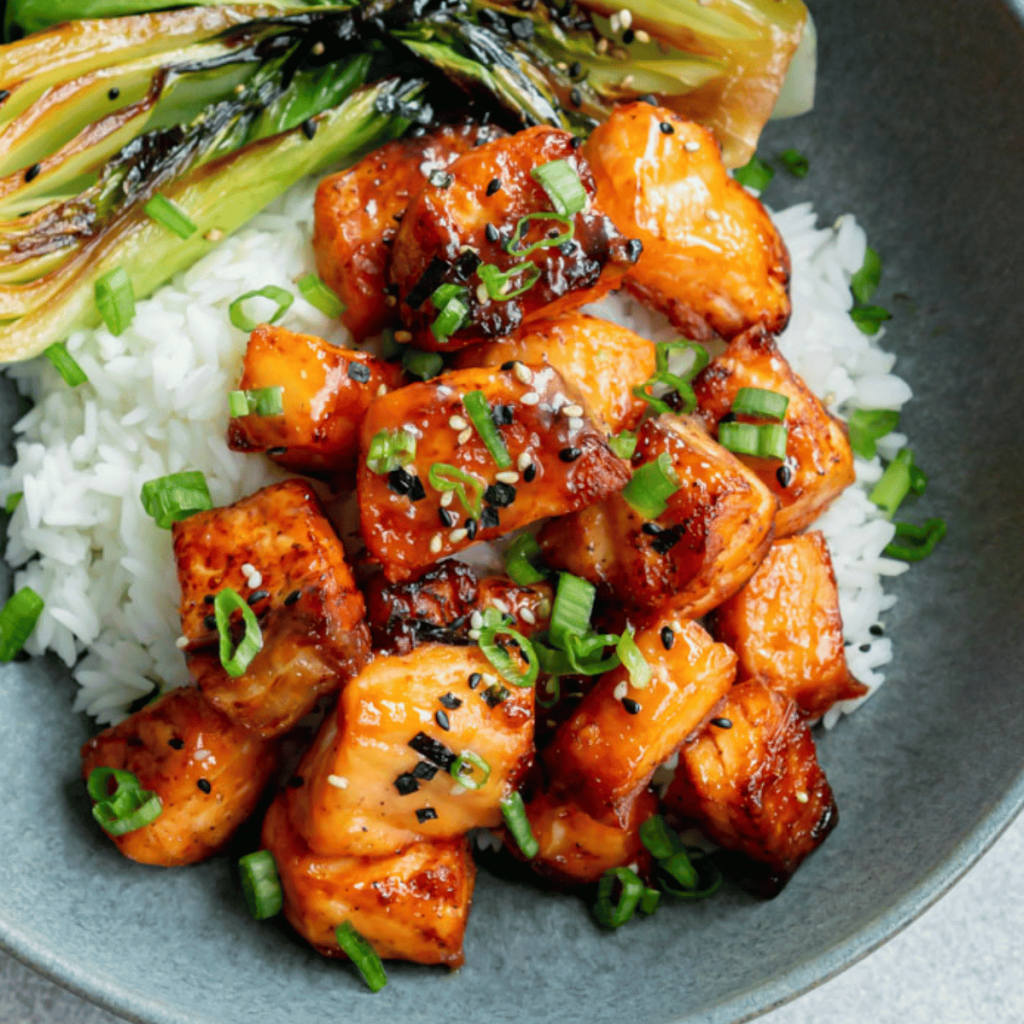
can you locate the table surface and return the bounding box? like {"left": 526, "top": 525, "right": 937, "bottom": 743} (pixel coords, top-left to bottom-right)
{"left": 3, "top": 811, "right": 1021, "bottom": 1024}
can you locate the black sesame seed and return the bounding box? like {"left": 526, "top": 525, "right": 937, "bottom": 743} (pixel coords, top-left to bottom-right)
{"left": 465, "top": 518, "right": 478, "bottom": 540}
{"left": 480, "top": 506, "right": 500, "bottom": 530}
{"left": 485, "top": 223, "right": 501, "bottom": 244}
{"left": 412, "top": 761, "right": 438, "bottom": 780}
{"left": 203, "top": 594, "right": 216, "bottom": 605}
{"left": 0, "top": 90, "right": 9, "bottom": 104}
{"left": 484, "top": 482, "right": 516, "bottom": 508}
{"left": 869, "top": 624, "right": 885, "bottom": 637}
{"left": 711, "top": 717, "right": 733, "bottom": 729}
{"left": 288, "top": 774, "right": 304, "bottom": 788}
{"left": 24, "top": 163, "right": 40, "bottom": 183}
{"left": 394, "top": 773, "right": 420, "bottom": 796}
{"left": 203, "top": 614, "right": 217, "bottom": 631}
{"left": 108, "top": 87, "right": 120, "bottom": 101}
{"left": 719, "top": 411, "right": 737, "bottom": 424}
{"left": 776, "top": 464, "right": 794, "bottom": 488}
{"left": 416, "top": 807, "right": 438, "bottom": 823}
{"left": 267, "top": 446, "right": 288, "bottom": 456}
{"left": 500, "top": 359, "right": 516, "bottom": 370}
{"left": 559, "top": 239, "right": 576, "bottom": 257}
{"left": 559, "top": 446, "right": 582, "bottom": 462}
{"left": 510, "top": 16, "right": 534, "bottom": 40}
{"left": 435, "top": 709, "right": 451, "bottom": 731}
{"left": 246, "top": 589, "right": 269, "bottom": 606}
{"left": 347, "top": 361, "right": 371, "bottom": 383}
{"left": 439, "top": 507, "right": 457, "bottom": 528}
{"left": 659, "top": 121, "right": 675, "bottom": 135}
{"left": 197, "top": 778, "right": 212, "bottom": 794}
{"left": 429, "top": 170, "right": 454, "bottom": 189}
{"left": 516, "top": 0, "right": 536, "bottom": 9}
{"left": 638, "top": 93, "right": 658, "bottom": 106}
{"left": 468, "top": 672, "right": 483, "bottom": 689}
{"left": 622, "top": 697, "right": 641, "bottom": 715}
{"left": 570, "top": 135, "right": 583, "bottom": 150}
{"left": 660, "top": 625, "right": 675, "bottom": 650}
{"left": 284, "top": 589, "right": 301, "bottom": 605}
{"left": 301, "top": 118, "right": 317, "bottom": 140}
{"left": 455, "top": 249, "right": 482, "bottom": 280}
{"left": 625, "top": 238, "right": 643, "bottom": 262}
{"left": 482, "top": 683, "right": 510, "bottom": 707}
{"left": 388, "top": 466, "right": 425, "bottom": 500}
{"left": 408, "top": 731, "right": 456, "bottom": 769}
{"left": 168, "top": 737, "right": 185, "bottom": 750}
{"left": 569, "top": 61, "right": 583, "bottom": 79}
{"left": 439, "top": 692, "right": 462, "bottom": 710}
{"left": 523, "top": 463, "right": 537, "bottom": 483}
{"left": 650, "top": 524, "right": 685, "bottom": 556}
{"left": 486, "top": 178, "right": 502, "bottom": 196}
{"left": 569, "top": 87, "right": 583, "bottom": 108}
{"left": 641, "top": 522, "right": 664, "bottom": 535}
{"left": 859, "top": 643, "right": 871, "bottom": 652}
{"left": 491, "top": 403, "right": 514, "bottom": 426}
{"left": 623, "top": 27, "right": 635, "bottom": 43}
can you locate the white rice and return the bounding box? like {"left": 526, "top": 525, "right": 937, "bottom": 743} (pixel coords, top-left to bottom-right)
{"left": 0, "top": 180, "right": 911, "bottom": 728}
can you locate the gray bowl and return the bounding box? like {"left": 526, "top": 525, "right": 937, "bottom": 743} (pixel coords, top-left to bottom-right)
{"left": 2, "top": 1, "right": 1023, "bottom": 1022}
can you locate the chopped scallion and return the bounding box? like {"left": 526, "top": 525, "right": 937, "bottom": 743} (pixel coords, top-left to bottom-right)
{"left": 477, "top": 261, "right": 541, "bottom": 300}
{"left": 86, "top": 766, "right": 162, "bottom": 837}
{"left": 847, "top": 408, "right": 900, "bottom": 460}
{"left": 335, "top": 921, "right": 387, "bottom": 993}
{"left": 549, "top": 572, "right": 596, "bottom": 649}
{"left": 428, "top": 463, "right": 484, "bottom": 517}
{"left": 229, "top": 285, "right": 294, "bottom": 333}
{"left": 779, "top": 148, "right": 810, "bottom": 178}
{"left": 43, "top": 343, "right": 88, "bottom": 387}
{"left": 213, "top": 587, "right": 263, "bottom": 677}
{"left": 366, "top": 428, "right": 416, "bottom": 475}
{"left": 94, "top": 267, "right": 135, "bottom": 336}
{"left": 563, "top": 631, "right": 620, "bottom": 676}
{"left": 239, "top": 850, "right": 283, "bottom": 921}
{"left": 850, "top": 247, "right": 882, "bottom": 305}
{"left": 850, "top": 304, "right": 892, "bottom": 335}
{"left": 463, "top": 390, "right": 512, "bottom": 468}
{"left": 869, "top": 448, "right": 914, "bottom": 518}
{"left": 608, "top": 430, "right": 637, "bottom": 460}
{"left": 501, "top": 791, "right": 538, "bottom": 859}
{"left": 531, "top": 159, "right": 587, "bottom": 216}
{"left": 431, "top": 294, "right": 469, "bottom": 344}
{"left": 401, "top": 348, "right": 443, "bottom": 380}
{"left": 621, "top": 452, "right": 680, "bottom": 519}
{"left": 504, "top": 533, "right": 546, "bottom": 586}
{"left": 731, "top": 387, "right": 789, "bottom": 421}
{"left": 5, "top": 492, "right": 22, "bottom": 514}
{"left": 449, "top": 750, "right": 491, "bottom": 791}
{"left": 639, "top": 815, "right": 683, "bottom": 861}
{"left": 504, "top": 212, "right": 574, "bottom": 259}
{"left": 640, "top": 887, "right": 661, "bottom": 915}
{"left": 718, "top": 421, "right": 788, "bottom": 460}
{"left": 297, "top": 273, "right": 345, "bottom": 319}
{"left": 229, "top": 386, "right": 284, "bottom": 418}
{"left": 732, "top": 153, "right": 774, "bottom": 191}
{"left": 0, "top": 586, "right": 44, "bottom": 661}
{"left": 478, "top": 623, "right": 539, "bottom": 688}
{"left": 884, "top": 518, "right": 946, "bottom": 562}
{"left": 140, "top": 471, "right": 212, "bottom": 529}
{"left": 593, "top": 866, "right": 644, "bottom": 929}
{"left": 144, "top": 193, "right": 198, "bottom": 240}
{"left": 656, "top": 848, "right": 723, "bottom": 901}
{"left": 616, "top": 627, "right": 651, "bottom": 689}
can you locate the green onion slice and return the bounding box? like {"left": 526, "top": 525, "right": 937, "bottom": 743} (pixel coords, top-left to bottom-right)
{"left": 5, "top": 492, "right": 22, "bottom": 514}
{"left": 86, "top": 766, "right": 141, "bottom": 804}
{"left": 505, "top": 212, "right": 574, "bottom": 259}
{"left": 335, "top": 921, "right": 387, "bottom": 993}
{"left": 86, "top": 766, "right": 162, "bottom": 837}
{"left": 616, "top": 627, "right": 651, "bottom": 690}
{"left": 640, "top": 887, "right": 661, "bottom": 915}
{"left": 847, "top": 408, "right": 900, "bottom": 460}
{"left": 402, "top": 348, "right": 443, "bottom": 380}
{"left": 428, "top": 463, "right": 484, "bottom": 517}
{"left": 908, "top": 463, "right": 928, "bottom": 496}
{"left": 718, "top": 421, "right": 789, "bottom": 460}
{"left": 549, "top": 572, "right": 596, "bottom": 649}
{"left": 463, "top": 390, "right": 512, "bottom": 468}
{"left": 779, "top": 148, "right": 810, "bottom": 178}
{"left": 504, "top": 533, "right": 546, "bottom": 586}
{"left": 639, "top": 815, "right": 684, "bottom": 861}
{"left": 531, "top": 158, "right": 587, "bottom": 216}
{"left": 431, "top": 283, "right": 466, "bottom": 310}
{"left": 850, "top": 247, "right": 882, "bottom": 305}
{"left": 656, "top": 848, "right": 723, "bottom": 902}
{"left": 884, "top": 518, "right": 946, "bottom": 562}
{"left": 622, "top": 452, "right": 680, "bottom": 519}
{"left": 229, "top": 386, "right": 285, "bottom": 418}
{"left": 536, "top": 675, "right": 561, "bottom": 709}
{"left": 632, "top": 379, "right": 676, "bottom": 415}
{"left": 733, "top": 153, "right": 774, "bottom": 191}
{"left": 43, "top": 343, "right": 88, "bottom": 387}
{"left": 850, "top": 304, "right": 892, "bottom": 335}
{"left": 214, "top": 587, "right": 263, "bottom": 677}
{"left": 140, "top": 471, "right": 212, "bottom": 529}
{"left": 658, "top": 850, "right": 699, "bottom": 891}
{"left": 655, "top": 340, "right": 709, "bottom": 381}
{"left": 731, "top": 387, "right": 789, "bottom": 421}
{"left": 477, "top": 261, "right": 541, "bottom": 300}
{"left": 239, "top": 850, "right": 283, "bottom": 921}
{"left": 297, "top": 273, "right": 345, "bottom": 319}
{"left": 478, "top": 624, "right": 539, "bottom": 688}
{"left": 563, "top": 631, "right": 620, "bottom": 676}
{"left": 144, "top": 193, "right": 198, "bottom": 240}
{"left": 449, "top": 750, "right": 491, "bottom": 791}
{"left": 633, "top": 342, "right": 708, "bottom": 416}
{"left": 431, "top": 294, "right": 469, "bottom": 344}
{"left": 870, "top": 448, "right": 915, "bottom": 518}
{"left": 608, "top": 430, "right": 637, "bottom": 460}
{"left": 593, "top": 866, "right": 644, "bottom": 929}
{"left": 229, "top": 285, "right": 294, "bottom": 332}
{"left": 94, "top": 267, "right": 136, "bottom": 336}
{"left": 501, "top": 791, "right": 539, "bottom": 859}
{"left": 366, "top": 428, "right": 417, "bottom": 475}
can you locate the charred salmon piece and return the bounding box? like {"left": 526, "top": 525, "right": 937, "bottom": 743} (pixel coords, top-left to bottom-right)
{"left": 544, "top": 615, "right": 735, "bottom": 825}
{"left": 262, "top": 794, "right": 474, "bottom": 968}
{"left": 313, "top": 121, "right": 506, "bottom": 341}
{"left": 81, "top": 687, "right": 276, "bottom": 867}
{"left": 226, "top": 324, "right": 403, "bottom": 478}
{"left": 286, "top": 643, "right": 534, "bottom": 858}
{"left": 454, "top": 312, "right": 656, "bottom": 433}
{"left": 709, "top": 532, "right": 867, "bottom": 718}
{"left": 389, "top": 125, "right": 640, "bottom": 352}
{"left": 585, "top": 103, "right": 790, "bottom": 341}
{"left": 538, "top": 414, "right": 776, "bottom": 618}
{"left": 364, "top": 558, "right": 552, "bottom": 654}
{"left": 358, "top": 364, "right": 631, "bottom": 583}
{"left": 664, "top": 679, "right": 838, "bottom": 897}
{"left": 513, "top": 786, "right": 659, "bottom": 886}
{"left": 173, "top": 479, "right": 370, "bottom": 737}
{"left": 693, "top": 325, "right": 856, "bottom": 536}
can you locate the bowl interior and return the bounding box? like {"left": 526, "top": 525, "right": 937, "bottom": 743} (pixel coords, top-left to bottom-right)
{"left": 2, "top": 2, "right": 1023, "bottom": 1023}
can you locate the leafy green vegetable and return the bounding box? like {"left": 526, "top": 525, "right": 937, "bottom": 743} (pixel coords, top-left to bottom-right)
{"left": 849, "top": 304, "right": 893, "bottom": 335}
{"left": 850, "top": 247, "right": 882, "bottom": 304}
{"left": 733, "top": 154, "right": 774, "bottom": 191}
{"left": 779, "top": 147, "right": 809, "bottom": 178}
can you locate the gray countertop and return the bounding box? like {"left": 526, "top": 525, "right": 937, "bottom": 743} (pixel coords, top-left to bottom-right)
{"left": 3, "top": 812, "right": 1021, "bottom": 1024}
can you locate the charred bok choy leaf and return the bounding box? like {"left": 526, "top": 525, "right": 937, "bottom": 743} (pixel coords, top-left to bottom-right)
{"left": 0, "top": 9, "right": 427, "bottom": 360}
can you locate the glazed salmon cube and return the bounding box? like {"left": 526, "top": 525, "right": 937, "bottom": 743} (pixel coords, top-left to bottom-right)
{"left": 710, "top": 533, "right": 867, "bottom": 717}
{"left": 664, "top": 679, "right": 838, "bottom": 896}
{"left": 693, "top": 325, "right": 856, "bottom": 536}
{"left": 538, "top": 415, "right": 776, "bottom": 618}
{"left": 313, "top": 121, "right": 505, "bottom": 341}
{"left": 287, "top": 643, "right": 534, "bottom": 857}
{"left": 358, "top": 365, "right": 631, "bottom": 582}
{"left": 389, "top": 125, "right": 640, "bottom": 351}
{"left": 544, "top": 615, "right": 736, "bottom": 824}
{"left": 226, "top": 325, "right": 403, "bottom": 477}
{"left": 514, "top": 786, "right": 659, "bottom": 886}
{"left": 454, "top": 312, "right": 656, "bottom": 433}
{"left": 262, "top": 794, "right": 474, "bottom": 967}
{"left": 173, "top": 480, "right": 370, "bottom": 737}
{"left": 81, "top": 687, "right": 276, "bottom": 866}
{"left": 364, "top": 558, "right": 552, "bottom": 654}
{"left": 585, "top": 104, "right": 790, "bottom": 341}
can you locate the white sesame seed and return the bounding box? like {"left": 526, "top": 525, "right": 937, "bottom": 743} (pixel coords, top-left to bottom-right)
{"left": 520, "top": 607, "right": 536, "bottom": 625}
{"left": 483, "top": 674, "right": 498, "bottom": 687}
{"left": 476, "top": 283, "right": 489, "bottom": 304}
{"left": 449, "top": 415, "right": 467, "bottom": 430}
{"left": 536, "top": 598, "right": 551, "bottom": 619}
{"left": 193, "top": 749, "right": 212, "bottom": 761}
{"left": 175, "top": 636, "right": 189, "bottom": 650}
{"left": 241, "top": 562, "right": 255, "bottom": 576}
{"left": 561, "top": 404, "right": 584, "bottom": 418}
{"left": 521, "top": 392, "right": 540, "bottom": 406}
{"left": 495, "top": 471, "right": 519, "bottom": 484}
{"left": 440, "top": 490, "right": 454, "bottom": 507}
{"left": 311, "top": 40, "right": 325, "bottom": 55}
{"left": 619, "top": 8, "right": 632, "bottom": 28}
{"left": 430, "top": 533, "right": 442, "bottom": 554}
{"left": 492, "top": 598, "right": 510, "bottom": 614}
{"left": 621, "top": 74, "right": 634, "bottom": 89}
{"left": 394, "top": 330, "right": 412, "bottom": 343}
{"left": 517, "top": 451, "right": 532, "bottom": 471}
{"left": 568, "top": 417, "right": 584, "bottom": 432}
{"left": 327, "top": 774, "right": 349, "bottom": 789}
{"left": 556, "top": 61, "right": 568, "bottom": 72}
{"left": 596, "top": 37, "right": 609, "bottom": 54}
{"left": 468, "top": 629, "right": 481, "bottom": 641}
{"left": 609, "top": 12, "right": 621, "bottom": 31}
{"left": 795, "top": 791, "right": 809, "bottom": 804}
{"left": 705, "top": 209, "right": 721, "bottom": 222}
{"left": 376, "top": 383, "right": 388, "bottom": 397}
{"left": 613, "top": 681, "right": 628, "bottom": 701}
{"left": 457, "top": 427, "right": 473, "bottom": 445}
{"left": 634, "top": 29, "right": 650, "bottom": 43}
{"left": 470, "top": 610, "right": 484, "bottom": 629}
{"left": 248, "top": 570, "right": 263, "bottom": 588}
{"left": 450, "top": 528, "right": 468, "bottom": 543}
{"left": 685, "top": 140, "right": 701, "bottom": 153}
{"left": 512, "top": 363, "right": 531, "bottom": 384}
{"left": 204, "top": 228, "right": 224, "bottom": 242}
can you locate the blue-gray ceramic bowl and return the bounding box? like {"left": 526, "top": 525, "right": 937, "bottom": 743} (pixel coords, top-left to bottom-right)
{"left": 2, "top": 1, "right": 1023, "bottom": 1022}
